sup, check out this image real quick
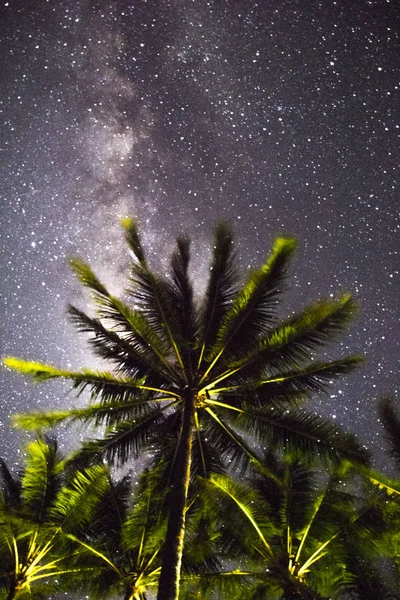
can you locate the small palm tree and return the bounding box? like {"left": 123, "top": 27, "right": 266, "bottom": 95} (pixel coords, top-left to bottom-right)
{"left": 69, "top": 464, "right": 166, "bottom": 600}
{"left": 0, "top": 438, "right": 109, "bottom": 599}
{"left": 203, "top": 455, "right": 396, "bottom": 599}
{"left": 4, "top": 219, "right": 368, "bottom": 600}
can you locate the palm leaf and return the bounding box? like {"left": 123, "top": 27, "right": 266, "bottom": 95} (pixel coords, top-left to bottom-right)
{"left": 205, "top": 473, "right": 273, "bottom": 557}
{"left": 4, "top": 359, "right": 179, "bottom": 404}
{"left": 197, "top": 222, "right": 240, "bottom": 363}
{"left": 205, "top": 236, "right": 296, "bottom": 369}
{"left": 121, "top": 467, "right": 166, "bottom": 561}
{"left": 70, "top": 405, "right": 170, "bottom": 466}
{"left": 280, "top": 460, "right": 317, "bottom": 535}
{"left": 67, "top": 305, "right": 169, "bottom": 380}
{"left": 228, "top": 295, "right": 358, "bottom": 379}
{"left": 378, "top": 397, "right": 400, "bottom": 472}
{"left": 168, "top": 235, "right": 198, "bottom": 371}
{"left": 12, "top": 399, "right": 152, "bottom": 431}
{"left": 121, "top": 216, "right": 147, "bottom": 264}
{"left": 69, "top": 258, "right": 109, "bottom": 297}
{"left": 21, "top": 438, "right": 62, "bottom": 523}
{"left": 199, "top": 408, "right": 263, "bottom": 472}
{"left": 50, "top": 465, "right": 109, "bottom": 534}
{"left": 232, "top": 404, "right": 369, "bottom": 465}
{"left": 0, "top": 458, "right": 20, "bottom": 508}
{"left": 127, "top": 262, "right": 187, "bottom": 374}
{"left": 191, "top": 426, "right": 226, "bottom": 478}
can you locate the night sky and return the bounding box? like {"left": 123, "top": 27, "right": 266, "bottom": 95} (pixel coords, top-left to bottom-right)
{"left": 1, "top": 0, "right": 399, "bottom": 470}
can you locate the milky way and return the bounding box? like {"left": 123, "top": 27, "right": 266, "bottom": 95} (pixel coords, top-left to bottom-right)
{"left": 1, "top": 0, "right": 399, "bottom": 469}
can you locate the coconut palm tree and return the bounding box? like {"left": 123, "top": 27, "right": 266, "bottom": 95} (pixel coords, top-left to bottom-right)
{"left": 0, "top": 437, "right": 110, "bottom": 599}
{"left": 202, "top": 454, "right": 398, "bottom": 600}
{"left": 4, "top": 219, "right": 368, "bottom": 600}
{"left": 65, "top": 465, "right": 165, "bottom": 600}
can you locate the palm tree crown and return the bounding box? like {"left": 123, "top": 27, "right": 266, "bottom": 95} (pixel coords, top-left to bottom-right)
{"left": 4, "top": 219, "right": 368, "bottom": 599}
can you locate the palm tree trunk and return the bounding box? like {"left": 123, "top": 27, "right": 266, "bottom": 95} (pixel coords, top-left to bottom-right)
{"left": 156, "top": 391, "right": 195, "bottom": 600}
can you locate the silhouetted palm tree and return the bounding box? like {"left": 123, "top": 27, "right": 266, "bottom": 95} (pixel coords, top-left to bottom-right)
{"left": 5, "top": 219, "right": 368, "bottom": 599}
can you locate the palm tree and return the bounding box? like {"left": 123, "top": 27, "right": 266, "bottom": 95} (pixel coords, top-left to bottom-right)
{"left": 4, "top": 219, "right": 368, "bottom": 600}
{"left": 68, "top": 462, "right": 167, "bottom": 600}
{"left": 0, "top": 438, "right": 110, "bottom": 599}
{"left": 202, "top": 455, "right": 398, "bottom": 599}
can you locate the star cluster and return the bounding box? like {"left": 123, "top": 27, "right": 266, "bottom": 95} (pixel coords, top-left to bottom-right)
{"left": 0, "top": 0, "right": 398, "bottom": 468}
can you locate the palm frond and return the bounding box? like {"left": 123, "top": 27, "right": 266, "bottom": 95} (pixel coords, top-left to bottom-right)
{"left": 225, "top": 356, "right": 364, "bottom": 404}
{"left": 214, "top": 357, "right": 363, "bottom": 416}
{"left": 378, "top": 397, "right": 400, "bottom": 472}
{"left": 191, "top": 425, "right": 226, "bottom": 478}
{"left": 197, "top": 221, "right": 240, "bottom": 362}
{"left": 4, "top": 359, "right": 178, "bottom": 405}
{"left": 127, "top": 263, "right": 187, "bottom": 374}
{"left": 180, "top": 569, "right": 255, "bottom": 600}
{"left": 280, "top": 460, "right": 317, "bottom": 534}
{"left": 71, "top": 405, "right": 170, "bottom": 466}
{"left": 69, "top": 258, "right": 110, "bottom": 299}
{"left": 58, "top": 467, "right": 110, "bottom": 535}
{"left": 70, "top": 258, "right": 175, "bottom": 379}
{"left": 229, "top": 295, "right": 358, "bottom": 379}
{"left": 199, "top": 408, "right": 263, "bottom": 472}
{"left": 361, "top": 466, "right": 400, "bottom": 497}
{"left": 67, "top": 305, "right": 169, "bottom": 380}
{"left": 206, "top": 236, "right": 296, "bottom": 369}
{"left": 121, "top": 467, "right": 167, "bottom": 560}
{"left": 232, "top": 405, "right": 369, "bottom": 466}
{"left": 168, "top": 235, "right": 197, "bottom": 368}
{"left": 206, "top": 473, "right": 273, "bottom": 556}
{"left": 21, "top": 438, "right": 62, "bottom": 522}
{"left": 12, "top": 399, "right": 151, "bottom": 431}
{"left": 121, "top": 216, "right": 147, "bottom": 264}
{"left": 0, "top": 458, "right": 20, "bottom": 508}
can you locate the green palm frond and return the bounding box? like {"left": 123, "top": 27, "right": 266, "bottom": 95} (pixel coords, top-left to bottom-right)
{"left": 50, "top": 465, "right": 110, "bottom": 534}
{"left": 180, "top": 569, "right": 254, "bottom": 600}
{"left": 67, "top": 305, "right": 168, "bottom": 380}
{"left": 361, "top": 466, "right": 400, "bottom": 497}
{"left": 12, "top": 400, "right": 147, "bottom": 431}
{"left": 340, "top": 533, "right": 400, "bottom": 600}
{"left": 206, "top": 473, "right": 273, "bottom": 557}
{"left": 228, "top": 356, "right": 364, "bottom": 396}
{"left": 233, "top": 404, "right": 369, "bottom": 465}
{"left": 21, "top": 438, "right": 63, "bottom": 523}
{"left": 4, "top": 359, "right": 178, "bottom": 403}
{"left": 206, "top": 236, "right": 296, "bottom": 368}
{"left": 71, "top": 405, "right": 171, "bottom": 466}
{"left": 169, "top": 235, "right": 197, "bottom": 361}
{"left": 197, "top": 221, "right": 240, "bottom": 363}
{"left": 280, "top": 460, "right": 317, "bottom": 534}
{"left": 121, "top": 468, "right": 166, "bottom": 561}
{"left": 191, "top": 427, "right": 226, "bottom": 478}
{"left": 69, "top": 258, "right": 109, "bottom": 297}
{"left": 92, "top": 295, "right": 175, "bottom": 373}
{"left": 230, "top": 295, "right": 358, "bottom": 379}
{"left": 121, "top": 216, "right": 147, "bottom": 264}
{"left": 199, "top": 408, "right": 263, "bottom": 472}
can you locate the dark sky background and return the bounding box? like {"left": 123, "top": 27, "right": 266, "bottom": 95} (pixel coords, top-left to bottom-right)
{"left": 0, "top": 0, "right": 398, "bottom": 471}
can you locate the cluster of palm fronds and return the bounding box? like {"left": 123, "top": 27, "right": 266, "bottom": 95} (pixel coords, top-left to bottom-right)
{"left": 2, "top": 219, "right": 399, "bottom": 599}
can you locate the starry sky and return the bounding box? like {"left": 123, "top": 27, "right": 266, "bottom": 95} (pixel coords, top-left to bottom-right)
{"left": 1, "top": 0, "right": 399, "bottom": 470}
